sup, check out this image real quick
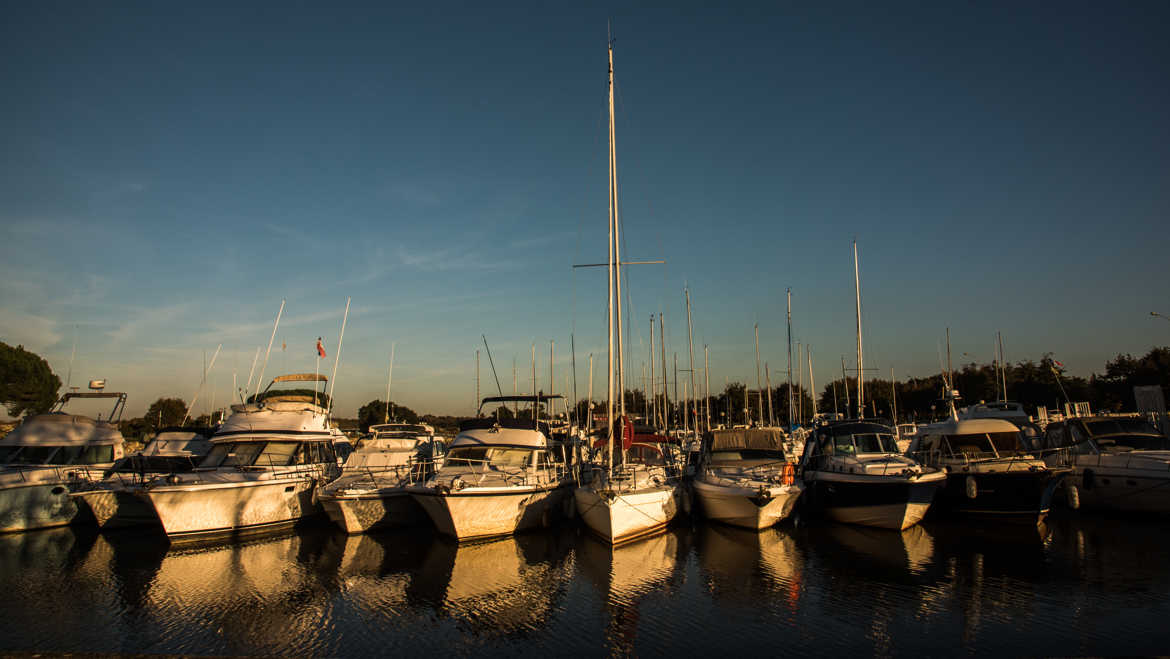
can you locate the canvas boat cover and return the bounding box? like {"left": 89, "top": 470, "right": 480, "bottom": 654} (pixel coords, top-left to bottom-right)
{"left": 709, "top": 428, "right": 786, "bottom": 452}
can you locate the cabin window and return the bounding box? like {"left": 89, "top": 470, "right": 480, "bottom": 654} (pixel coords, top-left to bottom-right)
{"left": 854, "top": 433, "right": 895, "bottom": 453}
{"left": 943, "top": 434, "right": 997, "bottom": 459}
{"left": 11, "top": 446, "right": 60, "bottom": 465}
{"left": 74, "top": 444, "right": 114, "bottom": 465}
{"left": 445, "top": 446, "right": 533, "bottom": 469}
{"left": 221, "top": 442, "right": 265, "bottom": 467}
{"left": 985, "top": 432, "right": 1025, "bottom": 455}
{"left": 256, "top": 441, "right": 299, "bottom": 466}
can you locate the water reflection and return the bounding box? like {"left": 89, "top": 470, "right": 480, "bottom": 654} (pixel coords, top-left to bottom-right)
{"left": 578, "top": 529, "right": 689, "bottom": 655}
{"left": 3, "top": 513, "right": 1170, "bottom": 655}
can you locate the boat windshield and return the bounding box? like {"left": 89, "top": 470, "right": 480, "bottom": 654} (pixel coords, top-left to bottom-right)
{"left": 445, "top": 446, "right": 532, "bottom": 469}
{"left": 835, "top": 432, "right": 897, "bottom": 454}
{"left": 199, "top": 441, "right": 313, "bottom": 468}
{"left": 0, "top": 444, "right": 114, "bottom": 465}
{"left": 1097, "top": 435, "right": 1170, "bottom": 451}
{"left": 944, "top": 432, "right": 1024, "bottom": 458}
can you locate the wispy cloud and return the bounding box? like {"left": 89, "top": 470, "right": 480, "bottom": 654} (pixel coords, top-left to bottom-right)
{"left": 264, "top": 222, "right": 315, "bottom": 244}
{"left": 0, "top": 310, "right": 63, "bottom": 352}
{"left": 107, "top": 301, "right": 196, "bottom": 343}
{"left": 509, "top": 230, "right": 576, "bottom": 250}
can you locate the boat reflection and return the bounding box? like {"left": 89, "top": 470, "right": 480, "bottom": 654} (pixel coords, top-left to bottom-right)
{"left": 816, "top": 522, "right": 938, "bottom": 576}
{"left": 578, "top": 528, "right": 690, "bottom": 655}
{"left": 696, "top": 524, "right": 803, "bottom": 611}
{"left": 411, "top": 529, "right": 575, "bottom": 639}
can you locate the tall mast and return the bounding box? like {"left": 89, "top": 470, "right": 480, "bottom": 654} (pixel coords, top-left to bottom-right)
{"left": 549, "top": 340, "right": 554, "bottom": 420}
{"left": 704, "top": 344, "right": 711, "bottom": 432}
{"left": 571, "top": 334, "right": 578, "bottom": 428}
{"left": 786, "top": 289, "right": 793, "bottom": 429}
{"left": 649, "top": 316, "right": 656, "bottom": 427}
{"left": 610, "top": 43, "right": 626, "bottom": 430}
{"left": 754, "top": 323, "right": 763, "bottom": 426}
{"left": 808, "top": 348, "right": 818, "bottom": 418}
{"left": 765, "top": 362, "right": 774, "bottom": 426}
{"left": 998, "top": 331, "right": 1007, "bottom": 401}
{"left": 475, "top": 350, "right": 480, "bottom": 414}
{"left": 673, "top": 352, "right": 678, "bottom": 429}
{"left": 587, "top": 353, "right": 594, "bottom": 433}
{"left": 659, "top": 313, "right": 668, "bottom": 433}
{"left": 797, "top": 342, "right": 803, "bottom": 425}
{"left": 841, "top": 355, "right": 851, "bottom": 415}
{"left": 853, "top": 240, "right": 864, "bottom": 419}
{"left": 605, "top": 42, "right": 616, "bottom": 468}
{"left": 890, "top": 367, "right": 897, "bottom": 425}
{"left": 531, "top": 343, "right": 537, "bottom": 429}
{"left": 685, "top": 286, "right": 697, "bottom": 432}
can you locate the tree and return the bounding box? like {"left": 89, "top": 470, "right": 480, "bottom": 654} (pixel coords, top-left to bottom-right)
{"left": 0, "top": 342, "right": 62, "bottom": 417}
{"left": 146, "top": 397, "right": 187, "bottom": 430}
{"left": 357, "top": 399, "right": 418, "bottom": 432}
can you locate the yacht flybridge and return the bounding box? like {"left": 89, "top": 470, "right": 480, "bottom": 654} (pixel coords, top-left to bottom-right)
{"left": 135, "top": 373, "right": 343, "bottom": 538}
{"left": 573, "top": 42, "right": 685, "bottom": 545}
{"left": 693, "top": 428, "right": 803, "bottom": 530}
{"left": 320, "top": 422, "right": 442, "bottom": 534}
{"left": 0, "top": 390, "right": 127, "bottom": 532}
{"left": 409, "top": 395, "right": 574, "bottom": 541}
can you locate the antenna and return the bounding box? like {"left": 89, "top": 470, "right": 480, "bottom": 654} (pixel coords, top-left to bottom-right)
{"left": 182, "top": 344, "right": 221, "bottom": 426}
{"left": 481, "top": 335, "right": 504, "bottom": 396}
{"left": 65, "top": 325, "right": 78, "bottom": 392}
{"left": 384, "top": 342, "right": 396, "bottom": 423}
{"left": 326, "top": 296, "right": 351, "bottom": 413}
{"left": 254, "top": 299, "right": 285, "bottom": 397}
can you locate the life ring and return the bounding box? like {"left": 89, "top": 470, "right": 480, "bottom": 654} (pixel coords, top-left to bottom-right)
{"left": 965, "top": 475, "right": 978, "bottom": 499}
{"left": 782, "top": 463, "right": 795, "bottom": 486}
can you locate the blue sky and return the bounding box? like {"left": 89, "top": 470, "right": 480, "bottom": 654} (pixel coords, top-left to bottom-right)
{"left": 2, "top": 1, "right": 1168, "bottom": 417}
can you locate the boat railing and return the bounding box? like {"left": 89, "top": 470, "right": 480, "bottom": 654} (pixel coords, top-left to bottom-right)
{"left": 438, "top": 455, "right": 570, "bottom": 488}
{"left": 341, "top": 459, "right": 437, "bottom": 491}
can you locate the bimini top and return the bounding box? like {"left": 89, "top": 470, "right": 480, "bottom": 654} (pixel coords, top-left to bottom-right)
{"left": 0, "top": 413, "right": 125, "bottom": 447}
{"left": 708, "top": 428, "right": 786, "bottom": 452}
{"left": 273, "top": 373, "right": 328, "bottom": 383}
{"left": 449, "top": 427, "right": 550, "bottom": 449}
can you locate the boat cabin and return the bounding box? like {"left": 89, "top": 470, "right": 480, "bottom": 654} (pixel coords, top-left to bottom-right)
{"left": 1040, "top": 416, "right": 1170, "bottom": 453}
{"left": 0, "top": 392, "right": 127, "bottom": 467}
{"left": 909, "top": 418, "right": 1032, "bottom": 462}
{"left": 198, "top": 439, "right": 336, "bottom": 469}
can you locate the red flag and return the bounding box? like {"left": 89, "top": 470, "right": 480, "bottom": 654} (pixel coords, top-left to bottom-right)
{"left": 316, "top": 338, "right": 326, "bottom": 358}
{"left": 1054, "top": 360, "right": 1063, "bottom": 368}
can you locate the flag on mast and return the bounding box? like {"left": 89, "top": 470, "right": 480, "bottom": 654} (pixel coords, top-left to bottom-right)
{"left": 316, "top": 338, "right": 326, "bottom": 358}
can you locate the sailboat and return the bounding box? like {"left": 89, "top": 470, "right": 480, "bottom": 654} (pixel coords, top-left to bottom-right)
{"left": 573, "top": 41, "right": 685, "bottom": 545}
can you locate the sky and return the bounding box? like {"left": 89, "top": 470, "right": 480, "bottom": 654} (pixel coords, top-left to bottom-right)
{"left": 2, "top": 1, "right": 1168, "bottom": 418}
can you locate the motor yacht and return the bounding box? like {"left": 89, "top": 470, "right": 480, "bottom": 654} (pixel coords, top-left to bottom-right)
{"left": 0, "top": 390, "right": 127, "bottom": 532}
{"left": 800, "top": 419, "right": 946, "bottom": 530}
{"left": 693, "top": 427, "right": 803, "bottom": 530}
{"left": 1039, "top": 415, "right": 1170, "bottom": 513}
{"left": 71, "top": 427, "right": 212, "bottom": 529}
{"left": 134, "top": 374, "right": 343, "bottom": 538}
{"left": 319, "top": 422, "right": 442, "bottom": 533}
{"left": 909, "top": 417, "right": 1067, "bottom": 523}
{"left": 409, "top": 395, "right": 574, "bottom": 541}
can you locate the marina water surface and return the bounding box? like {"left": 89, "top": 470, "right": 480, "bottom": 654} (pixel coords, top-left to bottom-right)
{"left": 0, "top": 513, "right": 1167, "bottom": 656}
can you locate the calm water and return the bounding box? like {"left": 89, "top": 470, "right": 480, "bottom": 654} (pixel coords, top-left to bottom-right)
{"left": 0, "top": 512, "right": 1167, "bottom": 657}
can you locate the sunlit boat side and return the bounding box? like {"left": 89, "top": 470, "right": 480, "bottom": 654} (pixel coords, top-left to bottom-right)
{"left": 319, "top": 422, "right": 442, "bottom": 533}
{"left": 71, "top": 427, "right": 212, "bottom": 529}
{"left": 409, "top": 395, "right": 574, "bottom": 541}
{"left": 693, "top": 427, "right": 803, "bottom": 530}
{"left": 0, "top": 391, "right": 126, "bottom": 532}
{"left": 135, "top": 374, "right": 342, "bottom": 538}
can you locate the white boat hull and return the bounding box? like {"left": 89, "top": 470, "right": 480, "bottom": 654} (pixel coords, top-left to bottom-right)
{"left": 140, "top": 477, "right": 321, "bottom": 537}
{"left": 0, "top": 481, "right": 78, "bottom": 533}
{"left": 411, "top": 485, "right": 568, "bottom": 541}
{"left": 321, "top": 491, "right": 427, "bottom": 534}
{"left": 574, "top": 484, "right": 681, "bottom": 544}
{"left": 72, "top": 488, "right": 159, "bottom": 529}
{"left": 825, "top": 501, "right": 934, "bottom": 531}
{"left": 693, "top": 479, "right": 802, "bottom": 530}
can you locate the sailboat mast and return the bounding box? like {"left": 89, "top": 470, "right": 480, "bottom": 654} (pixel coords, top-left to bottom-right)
{"left": 587, "top": 353, "right": 594, "bottom": 433}
{"left": 649, "top": 316, "right": 656, "bottom": 427}
{"left": 610, "top": 43, "right": 627, "bottom": 432}
{"left": 754, "top": 323, "right": 763, "bottom": 426}
{"left": 765, "top": 362, "right": 774, "bottom": 426}
{"left": 786, "top": 289, "right": 793, "bottom": 429}
{"left": 841, "top": 355, "right": 851, "bottom": 416}
{"left": 808, "top": 347, "right": 818, "bottom": 418}
{"left": 704, "top": 344, "right": 711, "bottom": 432}
{"left": 685, "top": 287, "right": 697, "bottom": 432}
{"left": 797, "top": 342, "right": 803, "bottom": 425}
{"left": 659, "top": 313, "right": 667, "bottom": 433}
{"left": 853, "top": 240, "right": 864, "bottom": 419}
{"left": 605, "top": 43, "right": 616, "bottom": 468}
